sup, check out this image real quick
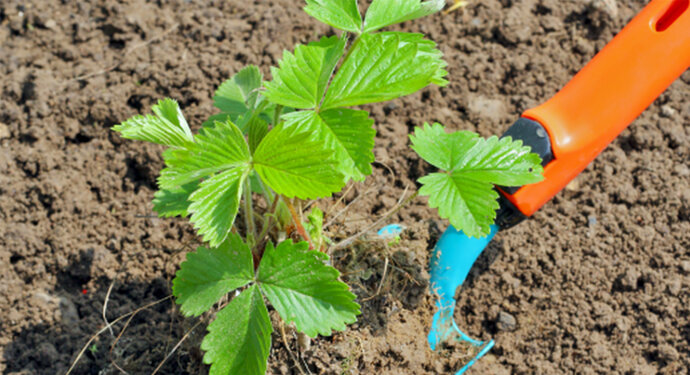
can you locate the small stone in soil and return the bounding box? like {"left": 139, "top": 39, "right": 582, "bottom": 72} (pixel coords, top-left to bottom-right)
{"left": 618, "top": 268, "right": 640, "bottom": 291}
{"left": 59, "top": 297, "right": 79, "bottom": 325}
{"left": 660, "top": 105, "right": 676, "bottom": 118}
{"left": 383, "top": 102, "right": 398, "bottom": 112}
{"left": 588, "top": 216, "right": 597, "bottom": 227}
{"left": 468, "top": 96, "right": 506, "bottom": 122}
{"left": 497, "top": 311, "right": 517, "bottom": 331}
{"left": 680, "top": 261, "right": 690, "bottom": 274}
{"left": 657, "top": 344, "right": 679, "bottom": 362}
{"left": 589, "top": 0, "right": 619, "bottom": 17}
{"left": 0, "top": 122, "right": 10, "bottom": 139}
{"left": 564, "top": 178, "right": 580, "bottom": 191}
{"left": 674, "top": 164, "right": 690, "bottom": 177}
{"left": 297, "top": 331, "right": 311, "bottom": 352}
{"left": 666, "top": 278, "right": 681, "bottom": 296}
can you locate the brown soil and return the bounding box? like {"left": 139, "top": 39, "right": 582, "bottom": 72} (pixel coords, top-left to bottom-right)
{"left": 1, "top": 0, "right": 688, "bottom": 374}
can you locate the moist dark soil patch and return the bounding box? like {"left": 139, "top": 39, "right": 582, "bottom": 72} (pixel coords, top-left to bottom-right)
{"left": 1, "top": 0, "right": 688, "bottom": 374}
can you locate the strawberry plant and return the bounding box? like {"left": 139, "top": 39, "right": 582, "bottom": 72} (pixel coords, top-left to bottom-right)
{"left": 113, "top": 0, "right": 543, "bottom": 374}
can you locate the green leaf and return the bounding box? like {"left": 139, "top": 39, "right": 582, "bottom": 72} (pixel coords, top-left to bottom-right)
{"left": 209, "top": 66, "right": 279, "bottom": 131}
{"left": 158, "top": 120, "right": 250, "bottom": 189}
{"left": 304, "top": 207, "right": 330, "bottom": 250}
{"left": 282, "top": 109, "right": 375, "bottom": 181}
{"left": 201, "top": 113, "right": 235, "bottom": 129}
{"left": 411, "top": 123, "right": 544, "bottom": 237}
{"left": 247, "top": 116, "right": 269, "bottom": 154}
{"left": 305, "top": 207, "right": 324, "bottom": 240}
{"left": 304, "top": 0, "right": 362, "bottom": 33}
{"left": 214, "top": 65, "right": 262, "bottom": 114}
{"left": 112, "top": 98, "right": 194, "bottom": 148}
{"left": 253, "top": 122, "right": 345, "bottom": 199}
{"left": 172, "top": 234, "right": 254, "bottom": 316}
{"left": 188, "top": 166, "right": 249, "bottom": 247}
{"left": 152, "top": 181, "right": 200, "bottom": 218}
{"left": 203, "top": 103, "right": 274, "bottom": 133}
{"left": 202, "top": 285, "right": 271, "bottom": 375}
{"left": 310, "top": 36, "right": 349, "bottom": 104}
{"left": 264, "top": 36, "right": 347, "bottom": 109}
{"left": 322, "top": 32, "right": 447, "bottom": 109}
{"left": 257, "top": 240, "right": 360, "bottom": 337}
{"left": 363, "top": 0, "right": 444, "bottom": 33}
{"left": 411, "top": 123, "right": 544, "bottom": 186}
{"left": 419, "top": 172, "right": 499, "bottom": 238}
{"left": 408, "top": 121, "right": 480, "bottom": 171}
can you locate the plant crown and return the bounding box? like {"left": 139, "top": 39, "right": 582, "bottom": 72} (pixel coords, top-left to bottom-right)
{"left": 112, "top": 0, "right": 543, "bottom": 374}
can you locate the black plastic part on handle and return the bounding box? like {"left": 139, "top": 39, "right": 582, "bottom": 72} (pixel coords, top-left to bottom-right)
{"left": 495, "top": 117, "right": 554, "bottom": 230}
{"left": 495, "top": 193, "right": 527, "bottom": 230}
{"left": 500, "top": 117, "right": 554, "bottom": 194}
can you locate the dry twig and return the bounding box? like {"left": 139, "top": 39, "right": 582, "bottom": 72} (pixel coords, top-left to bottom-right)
{"left": 330, "top": 186, "right": 417, "bottom": 250}
{"left": 66, "top": 296, "right": 172, "bottom": 375}
{"left": 279, "top": 322, "right": 307, "bottom": 375}
{"left": 151, "top": 319, "right": 204, "bottom": 375}
{"left": 444, "top": 0, "right": 469, "bottom": 14}
{"left": 361, "top": 255, "right": 389, "bottom": 302}
{"left": 111, "top": 361, "right": 131, "bottom": 375}
{"left": 103, "top": 279, "right": 116, "bottom": 337}
{"left": 324, "top": 183, "right": 378, "bottom": 229}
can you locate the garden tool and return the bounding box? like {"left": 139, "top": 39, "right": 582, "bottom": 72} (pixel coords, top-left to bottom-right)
{"left": 428, "top": 0, "right": 690, "bottom": 373}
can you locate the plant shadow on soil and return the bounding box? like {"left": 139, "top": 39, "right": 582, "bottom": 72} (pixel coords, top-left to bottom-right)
{"left": 2, "top": 249, "right": 206, "bottom": 375}
{"left": 4, "top": 225, "right": 493, "bottom": 375}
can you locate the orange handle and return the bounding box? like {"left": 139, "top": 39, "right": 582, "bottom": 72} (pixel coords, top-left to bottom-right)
{"left": 505, "top": 0, "right": 690, "bottom": 216}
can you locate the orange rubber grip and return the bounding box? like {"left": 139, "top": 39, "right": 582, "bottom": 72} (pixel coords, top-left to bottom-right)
{"left": 505, "top": 0, "right": 690, "bottom": 216}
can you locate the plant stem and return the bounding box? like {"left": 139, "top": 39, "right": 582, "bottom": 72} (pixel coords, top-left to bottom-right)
{"left": 340, "top": 35, "right": 360, "bottom": 68}
{"left": 255, "top": 174, "right": 275, "bottom": 209}
{"left": 255, "top": 193, "right": 280, "bottom": 256}
{"left": 273, "top": 104, "right": 283, "bottom": 126}
{"left": 318, "top": 34, "right": 360, "bottom": 111}
{"left": 283, "top": 196, "right": 314, "bottom": 250}
{"left": 243, "top": 179, "right": 257, "bottom": 246}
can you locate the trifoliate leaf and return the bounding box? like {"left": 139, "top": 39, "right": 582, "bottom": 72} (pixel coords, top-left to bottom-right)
{"left": 253, "top": 122, "right": 345, "bottom": 199}
{"left": 304, "top": 0, "right": 362, "bottom": 33}
{"left": 322, "top": 32, "right": 447, "bottom": 109}
{"left": 158, "top": 120, "right": 250, "bottom": 189}
{"left": 363, "top": 0, "right": 444, "bottom": 33}
{"left": 282, "top": 109, "right": 374, "bottom": 181}
{"left": 188, "top": 166, "right": 249, "bottom": 247}
{"left": 264, "top": 36, "right": 347, "bottom": 109}
{"left": 214, "top": 65, "right": 262, "bottom": 114}
{"left": 210, "top": 66, "right": 278, "bottom": 131}
{"left": 411, "top": 123, "right": 544, "bottom": 237}
{"left": 202, "top": 285, "right": 271, "bottom": 375}
{"left": 257, "top": 240, "right": 360, "bottom": 337}
{"left": 112, "top": 98, "right": 194, "bottom": 148}
{"left": 152, "top": 181, "right": 200, "bottom": 218}
{"left": 172, "top": 234, "right": 254, "bottom": 316}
